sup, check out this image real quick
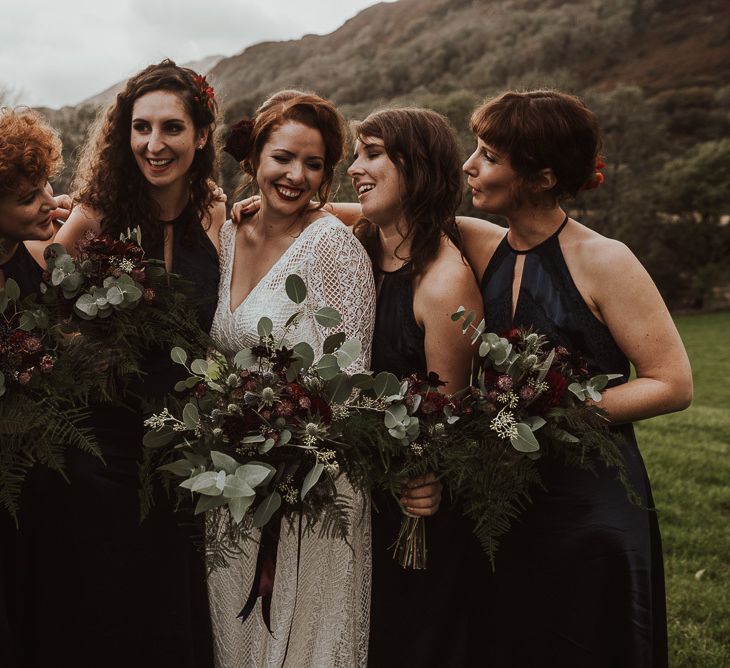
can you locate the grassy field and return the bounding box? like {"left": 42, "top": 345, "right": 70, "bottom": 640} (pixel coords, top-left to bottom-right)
{"left": 637, "top": 310, "right": 730, "bottom": 667}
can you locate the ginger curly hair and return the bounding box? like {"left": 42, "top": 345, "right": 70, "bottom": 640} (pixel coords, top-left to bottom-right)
{"left": 0, "top": 107, "right": 63, "bottom": 197}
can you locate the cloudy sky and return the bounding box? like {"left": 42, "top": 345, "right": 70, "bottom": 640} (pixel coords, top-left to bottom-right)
{"left": 1, "top": 0, "right": 393, "bottom": 109}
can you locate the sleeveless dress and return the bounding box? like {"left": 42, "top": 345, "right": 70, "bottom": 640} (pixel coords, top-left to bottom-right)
{"left": 9, "top": 206, "right": 219, "bottom": 668}
{"left": 368, "top": 264, "right": 486, "bottom": 668}
{"left": 208, "top": 215, "right": 376, "bottom": 668}
{"left": 0, "top": 243, "right": 45, "bottom": 668}
{"left": 479, "top": 222, "right": 668, "bottom": 667}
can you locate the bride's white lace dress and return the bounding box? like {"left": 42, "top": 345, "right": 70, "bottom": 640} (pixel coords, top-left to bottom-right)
{"left": 208, "top": 215, "right": 376, "bottom": 668}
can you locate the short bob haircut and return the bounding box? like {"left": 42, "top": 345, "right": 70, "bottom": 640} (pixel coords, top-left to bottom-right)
{"left": 239, "top": 91, "right": 346, "bottom": 208}
{"left": 73, "top": 59, "right": 219, "bottom": 246}
{"left": 353, "top": 107, "right": 463, "bottom": 277}
{"left": 470, "top": 90, "right": 601, "bottom": 201}
{"left": 0, "top": 107, "right": 63, "bottom": 197}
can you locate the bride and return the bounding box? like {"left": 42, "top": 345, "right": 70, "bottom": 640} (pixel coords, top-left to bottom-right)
{"left": 208, "top": 91, "right": 375, "bottom": 667}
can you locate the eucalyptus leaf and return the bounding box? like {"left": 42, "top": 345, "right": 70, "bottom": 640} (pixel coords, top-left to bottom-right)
{"left": 258, "top": 439, "right": 275, "bottom": 454}
{"left": 228, "top": 495, "right": 255, "bottom": 523}
{"left": 242, "top": 434, "right": 266, "bottom": 444}
{"left": 4, "top": 278, "right": 20, "bottom": 302}
{"left": 174, "top": 380, "right": 188, "bottom": 393}
{"left": 523, "top": 416, "right": 547, "bottom": 432}
{"left": 170, "top": 347, "right": 188, "bottom": 365}
{"left": 316, "top": 353, "right": 341, "bottom": 380}
{"left": 323, "top": 331, "right": 347, "bottom": 354}
{"left": 194, "top": 494, "right": 228, "bottom": 514}
{"left": 314, "top": 307, "right": 341, "bottom": 328}
{"left": 222, "top": 474, "right": 255, "bottom": 498}
{"left": 252, "top": 491, "right": 282, "bottom": 528}
{"left": 234, "top": 348, "right": 257, "bottom": 369}
{"left": 384, "top": 403, "right": 408, "bottom": 429}
{"left": 285, "top": 274, "right": 307, "bottom": 304}
{"left": 191, "top": 359, "right": 209, "bottom": 376}
{"left": 334, "top": 339, "right": 362, "bottom": 368}
{"left": 351, "top": 373, "right": 374, "bottom": 390}
{"left": 257, "top": 317, "right": 273, "bottom": 338}
{"left": 301, "top": 462, "right": 324, "bottom": 500}
{"left": 293, "top": 341, "right": 315, "bottom": 370}
{"left": 536, "top": 349, "right": 555, "bottom": 385}
{"left": 551, "top": 427, "right": 580, "bottom": 443}
{"left": 235, "top": 462, "right": 274, "bottom": 488}
{"left": 18, "top": 312, "right": 36, "bottom": 331}
{"left": 510, "top": 423, "right": 541, "bottom": 453}
{"left": 450, "top": 307, "right": 466, "bottom": 321}
{"left": 158, "top": 459, "right": 194, "bottom": 477}
{"left": 325, "top": 373, "right": 354, "bottom": 405}
{"left": 568, "top": 383, "right": 586, "bottom": 401}
{"left": 373, "top": 372, "right": 401, "bottom": 399}
{"left": 211, "top": 450, "right": 239, "bottom": 475}
{"left": 184, "top": 375, "right": 200, "bottom": 389}
{"left": 461, "top": 310, "right": 476, "bottom": 333}
{"left": 191, "top": 470, "right": 226, "bottom": 495}
{"left": 142, "top": 425, "right": 176, "bottom": 449}
{"left": 182, "top": 402, "right": 200, "bottom": 430}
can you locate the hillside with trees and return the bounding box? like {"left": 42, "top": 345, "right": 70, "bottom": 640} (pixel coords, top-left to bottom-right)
{"left": 36, "top": 0, "right": 730, "bottom": 308}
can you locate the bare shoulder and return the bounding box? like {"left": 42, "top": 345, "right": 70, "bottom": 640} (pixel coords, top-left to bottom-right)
{"left": 564, "top": 221, "right": 641, "bottom": 279}
{"left": 204, "top": 200, "right": 227, "bottom": 253}
{"left": 455, "top": 215, "right": 507, "bottom": 281}
{"left": 417, "top": 237, "right": 479, "bottom": 304}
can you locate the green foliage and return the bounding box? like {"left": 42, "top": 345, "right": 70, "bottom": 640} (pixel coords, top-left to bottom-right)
{"left": 639, "top": 312, "right": 730, "bottom": 666}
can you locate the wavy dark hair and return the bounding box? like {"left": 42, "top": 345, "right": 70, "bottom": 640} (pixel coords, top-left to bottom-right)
{"left": 72, "top": 59, "right": 219, "bottom": 247}
{"left": 352, "top": 107, "right": 463, "bottom": 278}
{"left": 470, "top": 89, "right": 601, "bottom": 202}
{"left": 232, "top": 91, "right": 346, "bottom": 209}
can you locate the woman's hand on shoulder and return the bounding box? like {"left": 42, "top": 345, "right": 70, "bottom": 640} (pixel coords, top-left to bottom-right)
{"left": 51, "top": 193, "right": 73, "bottom": 223}
{"left": 54, "top": 203, "right": 102, "bottom": 256}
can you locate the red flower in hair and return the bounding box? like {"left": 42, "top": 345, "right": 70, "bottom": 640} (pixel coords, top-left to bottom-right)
{"left": 192, "top": 74, "right": 215, "bottom": 112}
{"left": 224, "top": 119, "right": 254, "bottom": 162}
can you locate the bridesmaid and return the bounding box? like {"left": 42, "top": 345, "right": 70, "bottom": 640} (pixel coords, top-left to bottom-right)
{"left": 0, "top": 107, "right": 69, "bottom": 668}
{"left": 49, "top": 59, "right": 224, "bottom": 668}
{"left": 459, "top": 90, "right": 692, "bottom": 667}
{"left": 346, "top": 108, "right": 485, "bottom": 667}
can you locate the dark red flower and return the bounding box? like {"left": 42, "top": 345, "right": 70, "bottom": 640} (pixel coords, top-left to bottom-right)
{"left": 530, "top": 369, "right": 568, "bottom": 413}
{"left": 224, "top": 119, "right": 254, "bottom": 162}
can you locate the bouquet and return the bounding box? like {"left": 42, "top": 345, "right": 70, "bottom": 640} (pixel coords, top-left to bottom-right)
{"left": 345, "top": 371, "right": 461, "bottom": 569}
{"left": 142, "top": 274, "right": 371, "bottom": 566}
{"left": 444, "top": 311, "right": 636, "bottom": 565}
{"left": 0, "top": 278, "right": 98, "bottom": 522}
{"left": 39, "top": 228, "right": 209, "bottom": 396}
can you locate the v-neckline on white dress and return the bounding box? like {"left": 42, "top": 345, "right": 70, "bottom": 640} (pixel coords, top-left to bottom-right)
{"left": 226, "top": 216, "right": 330, "bottom": 316}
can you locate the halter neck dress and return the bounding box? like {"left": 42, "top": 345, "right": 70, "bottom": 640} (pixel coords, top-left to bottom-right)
{"left": 11, "top": 205, "right": 219, "bottom": 668}
{"left": 368, "top": 263, "right": 486, "bottom": 668}
{"left": 479, "top": 220, "right": 667, "bottom": 667}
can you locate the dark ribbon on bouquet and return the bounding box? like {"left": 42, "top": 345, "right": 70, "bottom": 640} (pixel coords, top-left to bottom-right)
{"left": 237, "top": 520, "right": 281, "bottom": 634}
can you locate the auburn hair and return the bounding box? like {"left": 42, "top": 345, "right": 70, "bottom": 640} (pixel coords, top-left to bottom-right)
{"left": 470, "top": 89, "right": 601, "bottom": 201}
{"left": 0, "top": 107, "right": 63, "bottom": 197}
{"left": 234, "top": 91, "right": 346, "bottom": 208}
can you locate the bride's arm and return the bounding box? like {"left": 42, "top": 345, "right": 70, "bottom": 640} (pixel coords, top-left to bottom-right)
{"left": 307, "top": 221, "right": 376, "bottom": 371}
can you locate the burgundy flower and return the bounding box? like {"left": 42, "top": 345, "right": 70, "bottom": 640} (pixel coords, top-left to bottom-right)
{"left": 143, "top": 288, "right": 155, "bottom": 303}
{"left": 224, "top": 119, "right": 254, "bottom": 162}
{"left": 530, "top": 369, "right": 568, "bottom": 413}
{"left": 496, "top": 375, "right": 513, "bottom": 393}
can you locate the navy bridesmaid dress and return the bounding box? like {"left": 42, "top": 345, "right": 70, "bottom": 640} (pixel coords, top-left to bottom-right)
{"left": 479, "top": 220, "right": 668, "bottom": 667}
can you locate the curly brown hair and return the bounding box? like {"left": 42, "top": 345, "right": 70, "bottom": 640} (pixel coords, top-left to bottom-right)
{"left": 0, "top": 107, "right": 63, "bottom": 197}
{"left": 72, "top": 59, "right": 219, "bottom": 247}
{"left": 233, "top": 91, "right": 346, "bottom": 209}
{"left": 352, "top": 107, "right": 463, "bottom": 278}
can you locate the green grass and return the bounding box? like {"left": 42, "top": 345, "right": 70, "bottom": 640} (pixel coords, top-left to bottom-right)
{"left": 637, "top": 311, "right": 730, "bottom": 667}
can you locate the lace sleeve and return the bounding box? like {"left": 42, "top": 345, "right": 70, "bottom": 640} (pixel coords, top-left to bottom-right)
{"left": 305, "top": 218, "right": 376, "bottom": 372}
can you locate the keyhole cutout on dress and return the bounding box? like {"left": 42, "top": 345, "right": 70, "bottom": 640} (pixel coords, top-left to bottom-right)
{"left": 163, "top": 224, "right": 174, "bottom": 273}
{"left": 511, "top": 253, "right": 526, "bottom": 322}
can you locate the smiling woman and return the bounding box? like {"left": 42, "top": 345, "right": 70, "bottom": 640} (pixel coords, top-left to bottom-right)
{"left": 42, "top": 60, "right": 226, "bottom": 668}
{"left": 209, "top": 91, "right": 376, "bottom": 668}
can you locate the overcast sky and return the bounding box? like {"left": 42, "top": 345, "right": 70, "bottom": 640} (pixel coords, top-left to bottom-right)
{"left": 0, "top": 0, "right": 393, "bottom": 109}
